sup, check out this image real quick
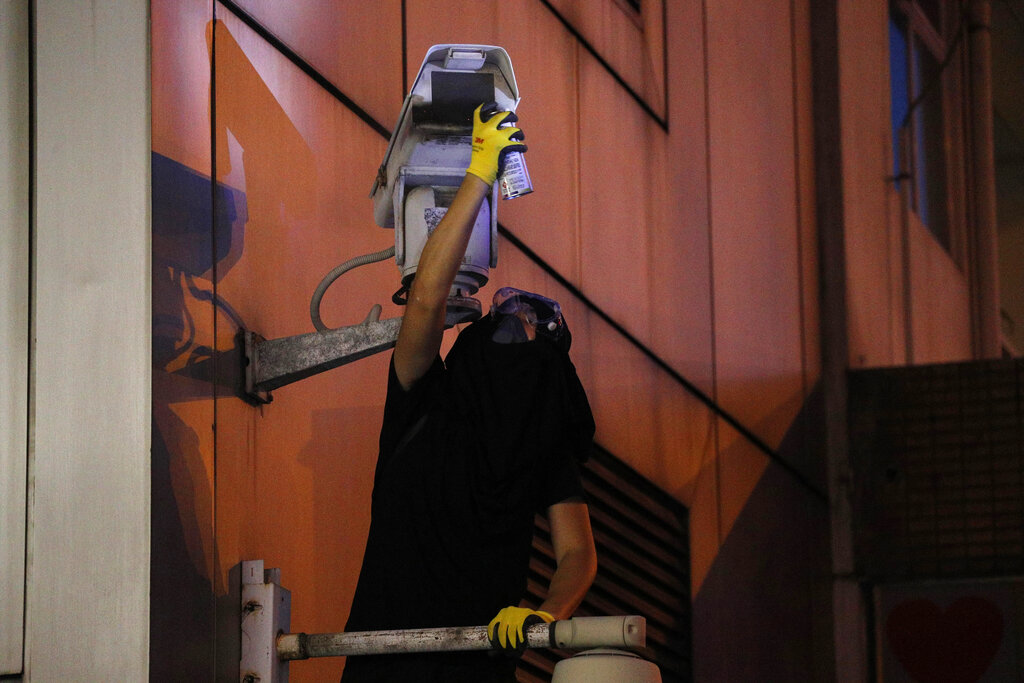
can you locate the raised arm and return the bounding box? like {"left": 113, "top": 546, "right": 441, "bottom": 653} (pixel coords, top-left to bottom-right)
{"left": 392, "top": 173, "right": 488, "bottom": 389}
{"left": 392, "top": 104, "right": 526, "bottom": 390}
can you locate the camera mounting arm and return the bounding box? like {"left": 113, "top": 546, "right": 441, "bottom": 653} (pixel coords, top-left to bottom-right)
{"left": 241, "top": 308, "right": 401, "bottom": 404}
{"left": 241, "top": 303, "right": 478, "bottom": 403}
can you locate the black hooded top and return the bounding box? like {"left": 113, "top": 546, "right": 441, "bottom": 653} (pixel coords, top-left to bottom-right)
{"left": 341, "top": 315, "right": 594, "bottom": 680}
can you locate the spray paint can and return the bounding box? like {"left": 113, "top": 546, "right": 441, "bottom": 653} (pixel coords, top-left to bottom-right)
{"left": 499, "top": 150, "right": 533, "bottom": 199}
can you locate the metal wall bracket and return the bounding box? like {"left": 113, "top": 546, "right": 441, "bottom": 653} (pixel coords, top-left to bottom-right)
{"left": 240, "top": 300, "right": 482, "bottom": 404}
{"left": 242, "top": 316, "right": 403, "bottom": 404}
{"left": 240, "top": 560, "right": 291, "bottom": 683}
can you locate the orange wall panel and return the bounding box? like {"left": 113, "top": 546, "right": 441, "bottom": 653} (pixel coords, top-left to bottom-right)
{"left": 840, "top": 0, "right": 907, "bottom": 368}
{"left": 545, "top": 0, "right": 666, "bottom": 117}
{"left": 577, "top": 52, "right": 654, "bottom": 342}
{"left": 648, "top": 370, "right": 717, "bottom": 504}
{"left": 207, "top": 12, "right": 403, "bottom": 681}
{"left": 650, "top": 0, "right": 714, "bottom": 396}
{"left": 714, "top": 420, "right": 770, "bottom": 550}
{"left": 152, "top": 0, "right": 212, "bottom": 170}
{"left": 793, "top": 0, "right": 821, "bottom": 393}
{"left": 908, "top": 214, "right": 973, "bottom": 363}
{"left": 229, "top": 0, "right": 404, "bottom": 129}
{"left": 404, "top": 0, "right": 503, "bottom": 63}
{"left": 706, "top": 0, "right": 807, "bottom": 450}
{"left": 151, "top": 2, "right": 221, "bottom": 678}
{"left": 687, "top": 449, "right": 721, "bottom": 595}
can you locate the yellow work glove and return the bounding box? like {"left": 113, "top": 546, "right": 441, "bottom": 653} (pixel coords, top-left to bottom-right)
{"left": 487, "top": 606, "right": 554, "bottom": 655}
{"left": 466, "top": 102, "right": 527, "bottom": 186}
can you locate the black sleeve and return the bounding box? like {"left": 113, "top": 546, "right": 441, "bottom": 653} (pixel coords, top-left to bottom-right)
{"left": 378, "top": 354, "right": 444, "bottom": 467}
{"left": 536, "top": 448, "right": 586, "bottom": 511}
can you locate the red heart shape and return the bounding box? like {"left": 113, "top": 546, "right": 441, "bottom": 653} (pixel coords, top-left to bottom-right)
{"left": 886, "top": 596, "right": 1005, "bottom": 683}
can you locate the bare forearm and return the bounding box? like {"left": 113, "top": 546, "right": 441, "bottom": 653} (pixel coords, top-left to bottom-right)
{"left": 539, "top": 546, "right": 597, "bottom": 621}
{"left": 539, "top": 501, "right": 597, "bottom": 620}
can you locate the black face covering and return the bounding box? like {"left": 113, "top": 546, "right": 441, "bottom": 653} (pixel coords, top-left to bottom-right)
{"left": 443, "top": 314, "right": 594, "bottom": 470}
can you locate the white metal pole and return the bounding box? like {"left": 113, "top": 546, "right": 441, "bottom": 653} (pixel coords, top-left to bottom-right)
{"left": 276, "top": 616, "right": 647, "bottom": 660}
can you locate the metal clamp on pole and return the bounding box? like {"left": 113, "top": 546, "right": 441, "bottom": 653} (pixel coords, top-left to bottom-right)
{"left": 276, "top": 615, "right": 646, "bottom": 661}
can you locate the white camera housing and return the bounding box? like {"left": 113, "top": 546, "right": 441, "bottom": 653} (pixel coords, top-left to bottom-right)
{"left": 370, "top": 45, "right": 521, "bottom": 308}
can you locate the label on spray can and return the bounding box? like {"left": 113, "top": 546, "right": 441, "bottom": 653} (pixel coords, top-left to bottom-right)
{"left": 499, "top": 151, "right": 533, "bottom": 200}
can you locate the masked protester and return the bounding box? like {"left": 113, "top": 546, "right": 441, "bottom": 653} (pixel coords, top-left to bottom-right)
{"left": 341, "top": 105, "right": 597, "bottom": 683}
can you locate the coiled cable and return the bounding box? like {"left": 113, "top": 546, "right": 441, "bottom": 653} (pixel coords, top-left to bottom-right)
{"left": 310, "top": 245, "right": 395, "bottom": 331}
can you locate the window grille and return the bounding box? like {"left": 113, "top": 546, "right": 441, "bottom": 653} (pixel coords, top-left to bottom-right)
{"left": 850, "top": 359, "right": 1024, "bottom": 580}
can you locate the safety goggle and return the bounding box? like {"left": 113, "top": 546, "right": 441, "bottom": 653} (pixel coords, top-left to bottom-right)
{"left": 490, "top": 287, "right": 566, "bottom": 343}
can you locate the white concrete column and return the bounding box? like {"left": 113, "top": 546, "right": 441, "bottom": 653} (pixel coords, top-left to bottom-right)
{"left": 25, "top": 1, "right": 151, "bottom": 680}
{"left": 0, "top": 1, "right": 30, "bottom": 673}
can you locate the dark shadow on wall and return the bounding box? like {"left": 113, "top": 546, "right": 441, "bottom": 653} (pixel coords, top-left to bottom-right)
{"left": 152, "top": 151, "right": 249, "bottom": 394}
{"left": 151, "top": 150, "right": 248, "bottom": 681}
{"left": 692, "top": 388, "right": 835, "bottom": 682}
{"left": 773, "top": 382, "right": 828, "bottom": 496}
{"left": 150, "top": 420, "right": 216, "bottom": 681}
